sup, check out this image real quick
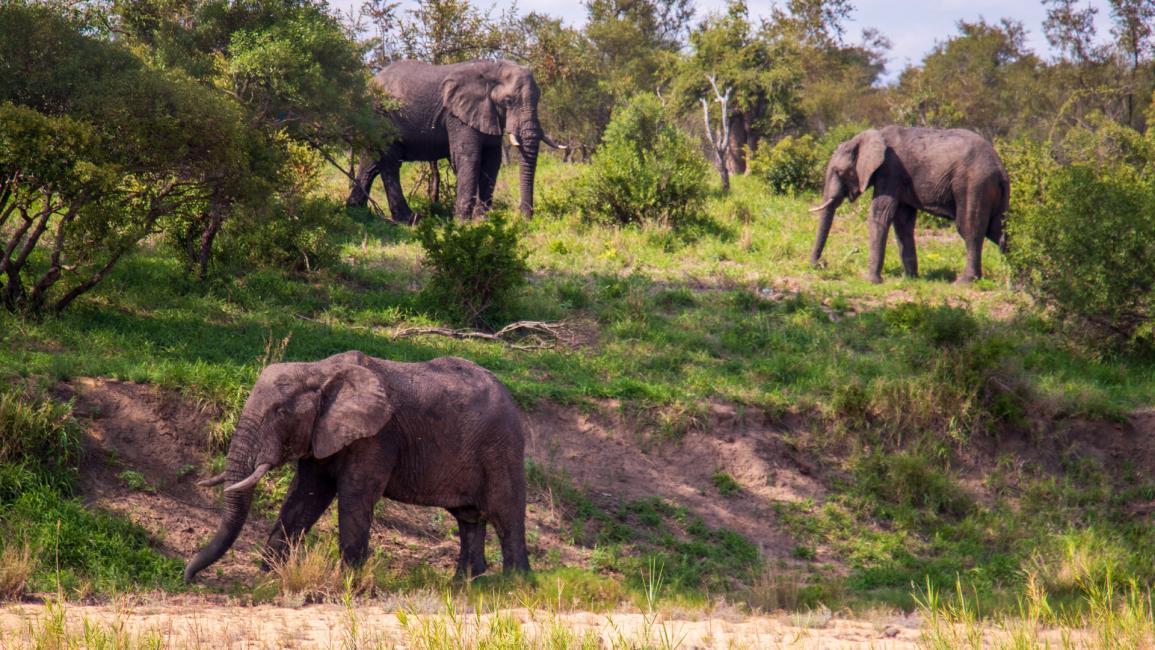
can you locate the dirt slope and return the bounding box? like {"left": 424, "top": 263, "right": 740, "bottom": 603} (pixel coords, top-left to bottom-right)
{"left": 57, "top": 378, "right": 1155, "bottom": 590}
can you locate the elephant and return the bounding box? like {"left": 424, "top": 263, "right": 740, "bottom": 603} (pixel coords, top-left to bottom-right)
{"left": 183, "top": 351, "right": 531, "bottom": 582}
{"left": 809, "top": 126, "right": 1010, "bottom": 283}
{"left": 347, "top": 59, "right": 563, "bottom": 222}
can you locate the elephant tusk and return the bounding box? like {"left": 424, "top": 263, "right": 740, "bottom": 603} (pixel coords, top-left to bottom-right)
{"left": 809, "top": 199, "right": 835, "bottom": 213}
{"left": 508, "top": 132, "right": 520, "bottom": 147}
{"left": 223, "top": 463, "right": 272, "bottom": 493}
{"left": 197, "top": 471, "right": 229, "bottom": 487}
{"left": 541, "top": 134, "right": 567, "bottom": 150}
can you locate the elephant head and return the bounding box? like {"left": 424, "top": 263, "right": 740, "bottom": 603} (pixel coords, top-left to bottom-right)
{"left": 184, "top": 351, "right": 391, "bottom": 582}
{"left": 809, "top": 129, "right": 887, "bottom": 266}
{"left": 440, "top": 60, "right": 559, "bottom": 217}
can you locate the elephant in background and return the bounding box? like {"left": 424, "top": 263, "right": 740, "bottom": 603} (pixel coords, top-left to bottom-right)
{"left": 347, "top": 59, "right": 563, "bottom": 222}
{"left": 809, "top": 126, "right": 1010, "bottom": 283}
{"left": 184, "top": 351, "right": 531, "bottom": 582}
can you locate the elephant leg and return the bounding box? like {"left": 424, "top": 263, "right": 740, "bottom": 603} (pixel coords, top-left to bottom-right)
{"left": 474, "top": 146, "right": 502, "bottom": 220}
{"left": 955, "top": 194, "right": 987, "bottom": 283}
{"left": 892, "top": 204, "right": 918, "bottom": 279}
{"left": 265, "top": 459, "right": 337, "bottom": 567}
{"left": 485, "top": 468, "right": 531, "bottom": 573}
{"left": 335, "top": 464, "right": 391, "bottom": 569}
{"left": 347, "top": 153, "right": 379, "bottom": 208}
{"left": 449, "top": 506, "right": 488, "bottom": 579}
{"left": 866, "top": 195, "right": 899, "bottom": 284}
{"left": 377, "top": 155, "right": 414, "bottom": 224}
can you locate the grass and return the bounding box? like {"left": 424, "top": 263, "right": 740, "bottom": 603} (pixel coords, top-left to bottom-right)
{"left": 1, "top": 155, "right": 1155, "bottom": 616}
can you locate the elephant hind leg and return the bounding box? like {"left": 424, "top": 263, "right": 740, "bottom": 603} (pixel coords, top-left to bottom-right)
{"left": 955, "top": 191, "right": 990, "bottom": 283}
{"left": 449, "top": 506, "right": 488, "bottom": 579}
{"left": 485, "top": 466, "right": 531, "bottom": 573}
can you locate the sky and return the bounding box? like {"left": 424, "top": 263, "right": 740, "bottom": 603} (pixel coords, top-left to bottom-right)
{"left": 330, "top": 0, "right": 1117, "bottom": 83}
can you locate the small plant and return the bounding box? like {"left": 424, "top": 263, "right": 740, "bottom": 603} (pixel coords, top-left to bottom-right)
{"left": 265, "top": 539, "right": 343, "bottom": 605}
{"left": 116, "top": 469, "right": 153, "bottom": 493}
{"left": 574, "top": 93, "right": 710, "bottom": 228}
{"left": 712, "top": 471, "right": 742, "bottom": 497}
{"left": 0, "top": 539, "right": 35, "bottom": 601}
{"left": 417, "top": 210, "right": 529, "bottom": 328}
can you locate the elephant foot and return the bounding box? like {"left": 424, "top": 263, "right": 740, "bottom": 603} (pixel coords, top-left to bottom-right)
{"left": 454, "top": 562, "right": 488, "bottom": 581}
{"left": 810, "top": 257, "right": 827, "bottom": 270}
{"left": 954, "top": 273, "right": 978, "bottom": 285}
{"left": 865, "top": 273, "right": 884, "bottom": 284}
{"left": 390, "top": 212, "right": 419, "bottom": 226}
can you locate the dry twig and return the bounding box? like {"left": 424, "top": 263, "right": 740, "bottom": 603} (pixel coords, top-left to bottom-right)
{"left": 390, "top": 320, "right": 582, "bottom": 350}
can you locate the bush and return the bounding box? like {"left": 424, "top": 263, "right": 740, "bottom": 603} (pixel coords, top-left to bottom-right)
{"left": 574, "top": 93, "right": 710, "bottom": 228}
{"left": 417, "top": 211, "right": 529, "bottom": 328}
{"left": 219, "top": 195, "right": 349, "bottom": 273}
{"left": 1007, "top": 156, "right": 1155, "bottom": 349}
{"left": 748, "top": 123, "right": 868, "bottom": 196}
{"left": 748, "top": 134, "right": 822, "bottom": 195}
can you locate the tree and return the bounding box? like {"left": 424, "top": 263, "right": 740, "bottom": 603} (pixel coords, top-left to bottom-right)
{"left": 113, "top": 0, "right": 389, "bottom": 275}
{"left": 1107, "top": 0, "right": 1155, "bottom": 127}
{"left": 521, "top": 13, "right": 610, "bottom": 157}
{"left": 676, "top": 0, "right": 801, "bottom": 173}
{"left": 893, "top": 19, "right": 1045, "bottom": 138}
{"left": 0, "top": 3, "right": 253, "bottom": 313}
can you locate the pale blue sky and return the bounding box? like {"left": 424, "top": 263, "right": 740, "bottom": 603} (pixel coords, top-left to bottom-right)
{"left": 331, "top": 0, "right": 1116, "bottom": 82}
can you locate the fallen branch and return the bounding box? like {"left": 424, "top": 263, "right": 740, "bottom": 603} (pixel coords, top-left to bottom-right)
{"left": 391, "top": 320, "right": 582, "bottom": 350}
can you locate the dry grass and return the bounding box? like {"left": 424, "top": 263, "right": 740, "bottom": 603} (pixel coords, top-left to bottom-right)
{"left": 0, "top": 540, "right": 35, "bottom": 602}
{"left": 263, "top": 539, "right": 379, "bottom": 605}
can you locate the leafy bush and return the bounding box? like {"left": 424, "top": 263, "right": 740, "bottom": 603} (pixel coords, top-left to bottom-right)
{"left": 219, "top": 195, "right": 350, "bottom": 273}
{"left": 1004, "top": 125, "right": 1155, "bottom": 350}
{"left": 749, "top": 123, "right": 868, "bottom": 196}
{"left": 417, "top": 211, "right": 529, "bottom": 328}
{"left": 748, "top": 134, "right": 822, "bottom": 195}
{"left": 574, "top": 93, "right": 710, "bottom": 228}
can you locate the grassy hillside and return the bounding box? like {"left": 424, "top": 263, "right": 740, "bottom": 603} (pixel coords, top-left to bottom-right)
{"left": 2, "top": 157, "right": 1155, "bottom": 615}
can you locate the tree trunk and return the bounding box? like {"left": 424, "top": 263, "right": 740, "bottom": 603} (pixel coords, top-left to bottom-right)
{"left": 726, "top": 112, "right": 748, "bottom": 175}
{"left": 427, "top": 161, "right": 441, "bottom": 204}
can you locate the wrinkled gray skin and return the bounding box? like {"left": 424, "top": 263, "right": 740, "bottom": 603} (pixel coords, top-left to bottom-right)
{"left": 810, "top": 126, "right": 1011, "bottom": 283}
{"left": 348, "top": 59, "right": 554, "bottom": 221}
{"left": 184, "top": 351, "right": 530, "bottom": 583}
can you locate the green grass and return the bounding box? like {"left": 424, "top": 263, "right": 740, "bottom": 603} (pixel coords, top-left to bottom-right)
{"left": 3, "top": 155, "right": 1155, "bottom": 610}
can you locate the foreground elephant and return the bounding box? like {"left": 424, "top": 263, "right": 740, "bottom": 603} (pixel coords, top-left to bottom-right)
{"left": 348, "top": 59, "right": 561, "bottom": 222}
{"left": 184, "top": 351, "right": 531, "bottom": 582}
{"left": 809, "top": 126, "right": 1010, "bottom": 283}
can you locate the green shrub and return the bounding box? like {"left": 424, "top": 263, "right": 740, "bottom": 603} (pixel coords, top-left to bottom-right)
{"left": 0, "top": 388, "right": 81, "bottom": 495}
{"left": 748, "top": 123, "right": 868, "bottom": 196}
{"left": 1008, "top": 161, "right": 1155, "bottom": 349}
{"left": 748, "top": 134, "right": 822, "bottom": 195}
{"left": 417, "top": 210, "right": 529, "bottom": 328}
{"left": 218, "top": 194, "right": 349, "bottom": 273}
{"left": 574, "top": 93, "right": 709, "bottom": 228}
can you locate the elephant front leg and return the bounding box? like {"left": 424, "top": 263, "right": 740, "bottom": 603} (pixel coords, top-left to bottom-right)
{"left": 449, "top": 506, "right": 488, "bottom": 579}
{"left": 893, "top": 204, "right": 919, "bottom": 279}
{"left": 866, "top": 195, "right": 899, "bottom": 284}
{"left": 265, "top": 459, "right": 337, "bottom": 569}
{"left": 377, "top": 155, "right": 415, "bottom": 224}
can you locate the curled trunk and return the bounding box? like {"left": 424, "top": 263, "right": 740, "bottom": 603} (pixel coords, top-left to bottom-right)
{"left": 183, "top": 422, "right": 260, "bottom": 582}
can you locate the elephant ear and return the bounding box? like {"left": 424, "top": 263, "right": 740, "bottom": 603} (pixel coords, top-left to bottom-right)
{"left": 440, "top": 65, "right": 503, "bottom": 136}
{"left": 312, "top": 364, "right": 393, "bottom": 460}
{"left": 854, "top": 130, "right": 887, "bottom": 195}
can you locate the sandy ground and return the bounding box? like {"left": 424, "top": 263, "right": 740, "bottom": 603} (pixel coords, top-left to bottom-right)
{"left": 0, "top": 601, "right": 923, "bottom": 649}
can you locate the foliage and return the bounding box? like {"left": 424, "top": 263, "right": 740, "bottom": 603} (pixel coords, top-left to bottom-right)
{"left": 1008, "top": 159, "right": 1155, "bottom": 349}
{"left": 0, "top": 5, "right": 255, "bottom": 312}
{"left": 574, "top": 94, "right": 710, "bottom": 228}
{"left": 417, "top": 211, "right": 529, "bottom": 328}
{"left": 748, "top": 134, "right": 823, "bottom": 195}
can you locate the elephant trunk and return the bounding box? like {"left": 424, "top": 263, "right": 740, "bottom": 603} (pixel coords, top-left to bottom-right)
{"left": 512, "top": 108, "right": 541, "bottom": 218}
{"left": 810, "top": 174, "right": 847, "bottom": 266}
{"left": 183, "top": 417, "right": 265, "bottom": 582}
